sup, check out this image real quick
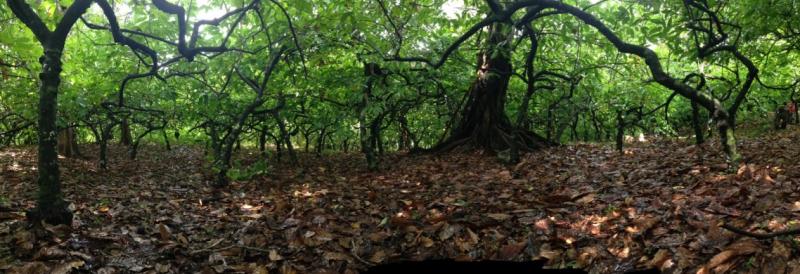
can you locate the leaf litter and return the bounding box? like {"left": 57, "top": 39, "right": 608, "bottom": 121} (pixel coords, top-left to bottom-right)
{"left": 1, "top": 127, "right": 800, "bottom": 273}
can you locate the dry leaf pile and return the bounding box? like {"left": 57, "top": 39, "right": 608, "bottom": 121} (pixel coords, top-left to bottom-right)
{"left": 2, "top": 127, "right": 800, "bottom": 273}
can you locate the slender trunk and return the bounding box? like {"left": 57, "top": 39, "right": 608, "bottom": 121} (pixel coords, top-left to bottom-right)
{"left": 120, "top": 119, "right": 132, "bottom": 145}
{"left": 691, "top": 100, "right": 704, "bottom": 144}
{"left": 359, "top": 76, "right": 378, "bottom": 171}
{"left": 99, "top": 123, "right": 113, "bottom": 170}
{"left": 316, "top": 128, "right": 326, "bottom": 156}
{"left": 718, "top": 118, "right": 741, "bottom": 167}
{"left": 273, "top": 112, "right": 297, "bottom": 163}
{"left": 162, "top": 129, "right": 171, "bottom": 151}
{"left": 259, "top": 127, "right": 267, "bottom": 153}
{"left": 570, "top": 112, "right": 579, "bottom": 142}
{"left": 303, "top": 130, "right": 311, "bottom": 153}
{"left": 616, "top": 111, "right": 624, "bottom": 152}
{"left": 590, "top": 108, "right": 602, "bottom": 141}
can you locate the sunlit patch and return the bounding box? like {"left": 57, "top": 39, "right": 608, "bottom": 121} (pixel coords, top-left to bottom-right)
{"left": 792, "top": 202, "right": 800, "bottom": 211}
{"left": 623, "top": 149, "right": 634, "bottom": 155}
{"left": 662, "top": 259, "right": 674, "bottom": 269}
{"left": 240, "top": 204, "right": 262, "bottom": 212}
{"left": 769, "top": 218, "right": 787, "bottom": 230}
{"left": 293, "top": 189, "right": 313, "bottom": 197}
{"left": 608, "top": 246, "right": 630, "bottom": 258}
{"left": 9, "top": 163, "right": 22, "bottom": 171}
{"left": 292, "top": 184, "right": 329, "bottom": 198}
{"left": 535, "top": 219, "right": 550, "bottom": 231}
{"left": 709, "top": 175, "right": 728, "bottom": 183}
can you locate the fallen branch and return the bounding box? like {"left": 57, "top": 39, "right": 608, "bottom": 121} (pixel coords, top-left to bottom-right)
{"left": 721, "top": 223, "right": 800, "bottom": 239}
{"left": 351, "top": 239, "right": 376, "bottom": 267}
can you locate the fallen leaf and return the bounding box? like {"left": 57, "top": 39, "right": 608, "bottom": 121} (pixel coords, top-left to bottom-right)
{"left": 269, "top": 250, "right": 284, "bottom": 261}
{"left": 487, "top": 213, "right": 511, "bottom": 221}
{"left": 369, "top": 250, "right": 386, "bottom": 264}
{"left": 498, "top": 241, "right": 527, "bottom": 260}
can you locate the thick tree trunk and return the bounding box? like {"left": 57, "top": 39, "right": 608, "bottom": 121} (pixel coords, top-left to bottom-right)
{"left": 30, "top": 50, "right": 72, "bottom": 225}
{"left": 433, "top": 22, "right": 548, "bottom": 153}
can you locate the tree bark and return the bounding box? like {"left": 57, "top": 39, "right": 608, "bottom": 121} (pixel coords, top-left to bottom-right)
{"left": 691, "top": 100, "right": 704, "bottom": 144}
{"left": 31, "top": 49, "right": 73, "bottom": 225}
{"left": 120, "top": 119, "right": 132, "bottom": 145}
{"left": 432, "top": 22, "right": 549, "bottom": 153}
{"left": 8, "top": 0, "right": 93, "bottom": 225}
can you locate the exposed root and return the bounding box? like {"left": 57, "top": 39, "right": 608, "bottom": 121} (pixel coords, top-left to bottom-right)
{"left": 423, "top": 125, "right": 553, "bottom": 154}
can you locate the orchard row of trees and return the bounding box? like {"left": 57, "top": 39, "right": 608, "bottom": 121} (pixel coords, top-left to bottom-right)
{"left": 1, "top": 0, "right": 798, "bottom": 225}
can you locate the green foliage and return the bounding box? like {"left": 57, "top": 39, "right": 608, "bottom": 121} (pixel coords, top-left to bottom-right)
{"left": 228, "top": 159, "right": 269, "bottom": 182}
{"left": 1, "top": 0, "right": 798, "bottom": 157}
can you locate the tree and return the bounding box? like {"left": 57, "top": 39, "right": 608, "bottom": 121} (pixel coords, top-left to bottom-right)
{"left": 6, "top": 0, "right": 94, "bottom": 225}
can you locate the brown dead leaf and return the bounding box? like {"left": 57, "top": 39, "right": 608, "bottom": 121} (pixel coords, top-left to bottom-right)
{"left": 323, "top": 251, "right": 350, "bottom": 261}
{"left": 773, "top": 240, "right": 792, "bottom": 259}
{"left": 8, "top": 262, "right": 50, "bottom": 274}
{"left": 419, "top": 236, "right": 434, "bottom": 248}
{"left": 576, "top": 193, "right": 596, "bottom": 204}
{"left": 155, "top": 263, "right": 170, "bottom": 273}
{"left": 486, "top": 213, "right": 511, "bottom": 221}
{"left": 498, "top": 241, "right": 527, "bottom": 260}
{"left": 369, "top": 250, "right": 386, "bottom": 264}
{"left": 647, "top": 249, "right": 670, "bottom": 269}
{"left": 706, "top": 239, "right": 761, "bottom": 270}
{"left": 269, "top": 250, "right": 284, "bottom": 261}
{"left": 707, "top": 250, "right": 736, "bottom": 269}
{"left": 438, "top": 223, "right": 460, "bottom": 241}
{"left": 50, "top": 260, "right": 85, "bottom": 274}
{"left": 158, "top": 224, "right": 171, "bottom": 241}
{"left": 33, "top": 246, "right": 67, "bottom": 260}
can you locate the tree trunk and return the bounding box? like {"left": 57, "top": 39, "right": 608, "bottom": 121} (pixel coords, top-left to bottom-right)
{"left": 718, "top": 118, "right": 741, "bottom": 167}
{"left": 432, "top": 22, "right": 548, "bottom": 153}
{"left": 359, "top": 75, "right": 378, "bottom": 171}
{"left": 273, "top": 112, "right": 297, "bottom": 163}
{"left": 31, "top": 49, "right": 72, "bottom": 225}
{"left": 57, "top": 127, "right": 78, "bottom": 158}
{"left": 616, "top": 111, "right": 624, "bottom": 152}
{"left": 316, "top": 128, "right": 326, "bottom": 156}
{"left": 162, "top": 129, "right": 171, "bottom": 151}
{"left": 120, "top": 119, "right": 132, "bottom": 145}
{"left": 691, "top": 100, "right": 704, "bottom": 145}
{"left": 258, "top": 127, "right": 267, "bottom": 153}
{"left": 99, "top": 121, "right": 115, "bottom": 169}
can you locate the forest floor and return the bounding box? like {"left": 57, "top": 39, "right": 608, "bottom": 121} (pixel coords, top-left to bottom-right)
{"left": 2, "top": 126, "right": 800, "bottom": 274}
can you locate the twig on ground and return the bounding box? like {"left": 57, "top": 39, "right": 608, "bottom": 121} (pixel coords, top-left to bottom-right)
{"left": 721, "top": 223, "right": 800, "bottom": 239}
